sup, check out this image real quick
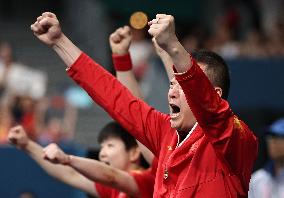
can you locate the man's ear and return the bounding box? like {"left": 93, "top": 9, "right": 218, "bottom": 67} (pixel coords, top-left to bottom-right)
{"left": 214, "top": 87, "right": 222, "bottom": 98}
{"left": 129, "top": 146, "right": 141, "bottom": 163}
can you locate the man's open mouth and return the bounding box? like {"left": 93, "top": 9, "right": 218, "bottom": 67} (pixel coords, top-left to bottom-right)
{"left": 170, "top": 104, "right": 180, "bottom": 118}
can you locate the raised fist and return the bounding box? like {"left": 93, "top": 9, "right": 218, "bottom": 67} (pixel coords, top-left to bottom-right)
{"left": 109, "top": 26, "right": 132, "bottom": 55}
{"left": 31, "top": 12, "right": 62, "bottom": 46}
{"left": 8, "top": 125, "right": 29, "bottom": 150}
{"left": 148, "top": 14, "right": 177, "bottom": 50}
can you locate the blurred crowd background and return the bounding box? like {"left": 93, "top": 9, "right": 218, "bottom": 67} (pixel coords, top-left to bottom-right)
{"left": 0, "top": 0, "right": 283, "bottom": 197}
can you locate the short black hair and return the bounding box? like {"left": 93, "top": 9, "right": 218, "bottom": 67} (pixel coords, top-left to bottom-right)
{"left": 192, "top": 50, "right": 230, "bottom": 99}
{"left": 98, "top": 121, "right": 138, "bottom": 151}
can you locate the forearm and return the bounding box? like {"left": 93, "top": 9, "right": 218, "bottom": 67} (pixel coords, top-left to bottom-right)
{"left": 164, "top": 37, "right": 191, "bottom": 73}
{"left": 158, "top": 52, "right": 174, "bottom": 80}
{"left": 69, "top": 155, "right": 139, "bottom": 196}
{"left": 69, "top": 156, "right": 114, "bottom": 183}
{"left": 25, "top": 141, "right": 77, "bottom": 182}
{"left": 52, "top": 34, "right": 81, "bottom": 67}
{"left": 25, "top": 141, "right": 97, "bottom": 195}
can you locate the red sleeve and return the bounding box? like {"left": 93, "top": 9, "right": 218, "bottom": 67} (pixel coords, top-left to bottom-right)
{"left": 67, "top": 53, "right": 170, "bottom": 157}
{"left": 131, "top": 169, "right": 155, "bottom": 198}
{"left": 174, "top": 58, "right": 258, "bottom": 173}
{"left": 95, "top": 182, "right": 116, "bottom": 198}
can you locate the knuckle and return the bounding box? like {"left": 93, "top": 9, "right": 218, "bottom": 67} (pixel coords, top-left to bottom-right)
{"left": 51, "top": 143, "right": 57, "bottom": 147}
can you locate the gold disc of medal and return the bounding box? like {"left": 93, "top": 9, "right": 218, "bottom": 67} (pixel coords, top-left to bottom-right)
{"left": 130, "top": 11, "right": 148, "bottom": 29}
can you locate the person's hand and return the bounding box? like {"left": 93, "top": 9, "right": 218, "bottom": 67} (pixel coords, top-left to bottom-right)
{"left": 43, "top": 143, "right": 71, "bottom": 165}
{"left": 31, "top": 12, "right": 63, "bottom": 47}
{"left": 8, "top": 125, "right": 30, "bottom": 150}
{"left": 148, "top": 14, "right": 178, "bottom": 51}
{"left": 109, "top": 26, "right": 132, "bottom": 55}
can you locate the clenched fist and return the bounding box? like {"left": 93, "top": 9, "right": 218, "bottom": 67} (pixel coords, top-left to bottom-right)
{"left": 8, "top": 126, "right": 29, "bottom": 150}
{"left": 148, "top": 14, "right": 178, "bottom": 51}
{"left": 43, "top": 143, "right": 71, "bottom": 165}
{"left": 109, "top": 26, "right": 132, "bottom": 55}
{"left": 31, "top": 12, "right": 62, "bottom": 46}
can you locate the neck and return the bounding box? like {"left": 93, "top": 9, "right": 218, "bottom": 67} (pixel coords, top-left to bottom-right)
{"left": 127, "top": 163, "right": 143, "bottom": 172}
{"left": 177, "top": 122, "right": 197, "bottom": 133}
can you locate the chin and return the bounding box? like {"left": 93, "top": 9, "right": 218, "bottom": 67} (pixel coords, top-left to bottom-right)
{"left": 170, "top": 119, "right": 180, "bottom": 129}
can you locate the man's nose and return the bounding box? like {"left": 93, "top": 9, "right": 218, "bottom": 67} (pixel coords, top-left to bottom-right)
{"left": 168, "top": 87, "right": 179, "bottom": 99}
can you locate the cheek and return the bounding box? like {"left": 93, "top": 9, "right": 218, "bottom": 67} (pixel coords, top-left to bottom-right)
{"left": 115, "top": 152, "right": 129, "bottom": 168}
{"left": 113, "top": 147, "right": 128, "bottom": 158}
{"left": 179, "top": 90, "right": 188, "bottom": 103}
{"left": 180, "top": 95, "right": 190, "bottom": 112}
{"left": 108, "top": 149, "right": 120, "bottom": 158}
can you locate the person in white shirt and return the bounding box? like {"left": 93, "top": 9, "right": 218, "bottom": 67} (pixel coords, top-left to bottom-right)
{"left": 249, "top": 118, "right": 284, "bottom": 198}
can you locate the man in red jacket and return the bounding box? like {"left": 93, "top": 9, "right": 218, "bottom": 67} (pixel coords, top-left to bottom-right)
{"left": 31, "top": 12, "right": 258, "bottom": 197}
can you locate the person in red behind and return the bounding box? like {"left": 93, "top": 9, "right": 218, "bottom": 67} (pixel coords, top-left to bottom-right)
{"left": 31, "top": 12, "right": 258, "bottom": 197}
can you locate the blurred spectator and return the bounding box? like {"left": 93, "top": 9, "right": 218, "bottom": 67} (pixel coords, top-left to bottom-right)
{"left": 249, "top": 118, "right": 284, "bottom": 198}
{"left": 38, "top": 95, "right": 77, "bottom": 145}
{"left": 10, "top": 96, "right": 38, "bottom": 140}
{"left": 38, "top": 117, "right": 66, "bottom": 145}
{"left": 175, "top": 1, "right": 284, "bottom": 59}
{"left": 0, "top": 42, "right": 47, "bottom": 102}
{"left": 129, "top": 28, "right": 153, "bottom": 81}
{"left": 182, "top": 35, "right": 200, "bottom": 53}
{"left": 211, "top": 13, "right": 241, "bottom": 59}
{"left": 0, "top": 42, "right": 47, "bottom": 142}
{"left": 128, "top": 28, "right": 156, "bottom": 99}
{"left": 265, "top": 23, "right": 284, "bottom": 57}
{"left": 259, "top": 0, "right": 284, "bottom": 36}
{"left": 181, "top": 25, "right": 203, "bottom": 53}
{"left": 0, "top": 104, "right": 12, "bottom": 144}
{"left": 240, "top": 29, "right": 267, "bottom": 58}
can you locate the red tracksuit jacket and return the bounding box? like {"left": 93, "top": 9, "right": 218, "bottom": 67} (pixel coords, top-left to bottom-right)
{"left": 67, "top": 53, "right": 258, "bottom": 197}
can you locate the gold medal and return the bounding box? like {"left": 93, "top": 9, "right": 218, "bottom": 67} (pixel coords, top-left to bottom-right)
{"left": 130, "top": 11, "right": 148, "bottom": 30}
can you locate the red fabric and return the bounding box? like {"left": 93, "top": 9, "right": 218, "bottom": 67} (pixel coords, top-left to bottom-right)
{"left": 112, "top": 53, "right": 133, "bottom": 71}
{"left": 68, "top": 53, "right": 258, "bottom": 197}
{"left": 95, "top": 183, "right": 123, "bottom": 198}
{"left": 95, "top": 164, "right": 156, "bottom": 198}
{"left": 21, "top": 112, "right": 36, "bottom": 140}
{"left": 132, "top": 158, "right": 158, "bottom": 197}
